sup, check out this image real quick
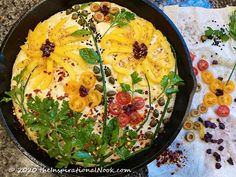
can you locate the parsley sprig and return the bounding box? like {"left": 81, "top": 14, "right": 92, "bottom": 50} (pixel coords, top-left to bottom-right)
{"left": 204, "top": 27, "right": 230, "bottom": 42}
{"left": 102, "top": 9, "right": 135, "bottom": 37}
{"left": 120, "top": 71, "right": 143, "bottom": 96}
{"left": 1, "top": 68, "right": 30, "bottom": 113}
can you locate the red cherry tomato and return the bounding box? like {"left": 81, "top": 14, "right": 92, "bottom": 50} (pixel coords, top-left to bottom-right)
{"left": 216, "top": 105, "right": 230, "bottom": 117}
{"left": 190, "top": 52, "right": 196, "bottom": 61}
{"left": 132, "top": 97, "right": 145, "bottom": 110}
{"left": 116, "top": 92, "right": 131, "bottom": 105}
{"left": 108, "top": 102, "right": 122, "bottom": 115}
{"left": 129, "top": 111, "right": 143, "bottom": 125}
{"left": 118, "top": 113, "right": 130, "bottom": 127}
{"left": 197, "top": 59, "right": 209, "bottom": 71}
{"left": 193, "top": 67, "right": 198, "bottom": 76}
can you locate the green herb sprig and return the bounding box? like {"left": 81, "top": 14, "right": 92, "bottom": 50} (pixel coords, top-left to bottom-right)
{"left": 204, "top": 27, "right": 230, "bottom": 42}
{"left": 136, "top": 75, "right": 151, "bottom": 132}
{"left": 1, "top": 68, "right": 30, "bottom": 113}
{"left": 229, "top": 10, "right": 236, "bottom": 40}
{"left": 102, "top": 9, "right": 135, "bottom": 37}
{"left": 120, "top": 71, "right": 143, "bottom": 97}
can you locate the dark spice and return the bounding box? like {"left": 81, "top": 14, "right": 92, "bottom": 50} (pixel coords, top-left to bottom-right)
{"left": 215, "top": 89, "right": 224, "bottom": 96}
{"left": 206, "top": 149, "right": 212, "bottom": 154}
{"left": 218, "top": 146, "right": 224, "bottom": 151}
{"left": 40, "top": 39, "right": 55, "bottom": 57}
{"left": 227, "top": 157, "right": 234, "bottom": 165}
{"left": 101, "top": 5, "right": 110, "bottom": 16}
{"left": 217, "top": 77, "right": 224, "bottom": 81}
{"left": 156, "top": 148, "right": 186, "bottom": 168}
{"left": 212, "top": 60, "right": 219, "bottom": 65}
{"left": 213, "top": 152, "right": 221, "bottom": 162}
{"left": 133, "top": 41, "right": 148, "bottom": 59}
{"left": 219, "top": 122, "right": 225, "bottom": 130}
{"left": 215, "top": 163, "right": 222, "bottom": 169}
{"left": 79, "top": 85, "right": 89, "bottom": 97}
{"left": 217, "top": 138, "right": 224, "bottom": 144}
{"left": 123, "top": 104, "right": 136, "bottom": 115}
{"left": 198, "top": 117, "right": 203, "bottom": 123}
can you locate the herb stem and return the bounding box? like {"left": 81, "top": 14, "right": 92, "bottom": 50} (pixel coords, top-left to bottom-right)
{"left": 80, "top": 15, "right": 108, "bottom": 145}
{"left": 152, "top": 97, "right": 171, "bottom": 143}
{"left": 226, "top": 62, "right": 236, "bottom": 85}
{"left": 136, "top": 75, "right": 151, "bottom": 132}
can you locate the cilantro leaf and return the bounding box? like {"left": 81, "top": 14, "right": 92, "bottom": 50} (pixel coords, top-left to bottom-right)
{"left": 120, "top": 83, "right": 131, "bottom": 92}
{"left": 204, "top": 27, "right": 230, "bottom": 42}
{"left": 71, "top": 29, "right": 91, "bottom": 36}
{"left": 79, "top": 48, "right": 99, "bottom": 64}
{"left": 131, "top": 71, "right": 142, "bottom": 85}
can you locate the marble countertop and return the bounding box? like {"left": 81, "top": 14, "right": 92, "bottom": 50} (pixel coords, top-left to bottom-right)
{"left": 0, "top": 0, "right": 234, "bottom": 177}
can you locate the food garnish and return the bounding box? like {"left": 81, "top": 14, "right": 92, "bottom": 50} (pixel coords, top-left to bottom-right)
{"left": 0, "top": 2, "right": 183, "bottom": 168}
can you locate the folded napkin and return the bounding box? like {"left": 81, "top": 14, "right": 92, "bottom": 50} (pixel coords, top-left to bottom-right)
{"left": 148, "top": 6, "right": 236, "bottom": 177}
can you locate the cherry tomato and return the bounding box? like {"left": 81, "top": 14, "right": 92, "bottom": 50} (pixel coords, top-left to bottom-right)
{"left": 116, "top": 92, "right": 131, "bottom": 105}
{"left": 218, "top": 94, "right": 232, "bottom": 106}
{"left": 132, "top": 97, "right": 145, "bottom": 110}
{"left": 108, "top": 102, "right": 122, "bottom": 115}
{"left": 129, "top": 111, "right": 143, "bottom": 125}
{"left": 201, "top": 71, "right": 214, "bottom": 85}
{"left": 223, "top": 80, "right": 235, "bottom": 94}
{"left": 203, "top": 92, "right": 218, "bottom": 107}
{"left": 69, "top": 95, "right": 87, "bottom": 112}
{"left": 118, "top": 113, "right": 130, "bottom": 127}
{"left": 190, "top": 52, "right": 196, "bottom": 61}
{"left": 216, "top": 105, "right": 230, "bottom": 117}
{"left": 79, "top": 71, "right": 96, "bottom": 89}
{"left": 86, "top": 90, "right": 102, "bottom": 108}
{"left": 210, "top": 79, "right": 223, "bottom": 93}
{"left": 197, "top": 59, "right": 209, "bottom": 71}
{"left": 193, "top": 67, "right": 198, "bottom": 76}
{"left": 64, "top": 80, "right": 80, "bottom": 96}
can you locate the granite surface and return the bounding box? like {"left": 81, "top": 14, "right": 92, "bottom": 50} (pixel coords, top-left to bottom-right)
{"left": 0, "top": 0, "right": 234, "bottom": 177}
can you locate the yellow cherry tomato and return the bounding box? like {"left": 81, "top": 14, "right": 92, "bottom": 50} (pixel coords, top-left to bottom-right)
{"left": 201, "top": 71, "right": 214, "bottom": 85}
{"left": 210, "top": 79, "right": 223, "bottom": 93}
{"left": 203, "top": 92, "right": 218, "bottom": 107}
{"left": 64, "top": 80, "right": 80, "bottom": 96}
{"left": 79, "top": 71, "right": 96, "bottom": 89}
{"left": 69, "top": 95, "right": 87, "bottom": 112}
{"left": 218, "top": 94, "right": 232, "bottom": 106}
{"left": 223, "top": 80, "right": 235, "bottom": 94}
{"left": 86, "top": 90, "right": 102, "bottom": 108}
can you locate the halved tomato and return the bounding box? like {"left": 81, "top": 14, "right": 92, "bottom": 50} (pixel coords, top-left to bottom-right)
{"left": 190, "top": 52, "right": 196, "bottom": 61}
{"left": 116, "top": 92, "right": 131, "bottom": 105}
{"left": 118, "top": 113, "right": 130, "bottom": 127}
{"left": 197, "top": 59, "right": 209, "bottom": 71}
{"left": 108, "top": 102, "right": 122, "bottom": 115}
{"left": 69, "top": 95, "right": 87, "bottom": 112}
{"left": 193, "top": 67, "right": 198, "bottom": 76}
{"left": 79, "top": 71, "right": 96, "bottom": 89}
{"left": 129, "top": 111, "right": 143, "bottom": 125}
{"left": 132, "top": 97, "right": 145, "bottom": 110}
{"left": 216, "top": 105, "right": 230, "bottom": 117}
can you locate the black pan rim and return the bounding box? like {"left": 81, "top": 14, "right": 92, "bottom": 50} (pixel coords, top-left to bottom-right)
{"left": 0, "top": 0, "right": 197, "bottom": 176}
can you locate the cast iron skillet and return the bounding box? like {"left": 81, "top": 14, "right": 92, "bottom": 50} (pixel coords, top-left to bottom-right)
{"left": 0, "top": 0, "right": 196, "bottom": 176}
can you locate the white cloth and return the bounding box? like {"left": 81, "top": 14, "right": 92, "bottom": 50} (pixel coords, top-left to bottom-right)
{"left": 148, "top": 6, "right": 236, "bottom": 177}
